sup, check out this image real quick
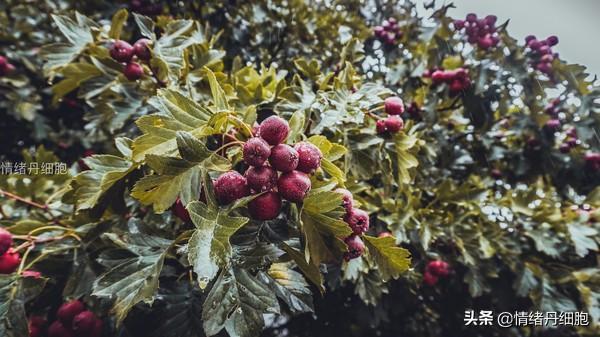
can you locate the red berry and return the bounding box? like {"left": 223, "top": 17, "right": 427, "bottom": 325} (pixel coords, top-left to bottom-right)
{"left": 546, "top": 35, "right": 559, "bottom": 46}
{"left": 545, "top": 119, "right": 561, "bottom": 131}
{"left": 171, "top": 198, "right": 191, "bottom": 223}
{"left": 90, "top": 318, "right": 103, "bottom": 337}
{"left": 536, "top": 62, "right": 552, "bottom": 74}
{"left": 245, "top": 166, "right": 278, "bottom": 192}
{"left": 559, "top": 143, "right": 571, "bottom": 153}
{"left": 528, "top": 39, "right": 542, "bottom": 50}
{"left": 344, "top": 208, "right": 370, "bottom": 235}
{"left": 109, "top": 40, "right": 134, "bottom": 63}
{"left": 243, "top": 137, "right": 271, "bottom": 167}
{"left": 378, "top": 231, "right": 393, "bottom": 238}
{"left": 214, "top": 171, "right": 250, "bottom": 205}
{"left": 484, "top": 15, "right": 497, "bottom": 26}
{"left": 384, "top": 96, "right": 405, "bottom": 115}
{"left": 426, "top": 260, "right": 451, "bottom": 277}
{"left": 48, "top": 321, "right": 74, "bottom": 337}
{"left": 584, "top": 152, "right": 600, "bottom": 170}
{"left": 466, "top": 13, "right": 477, "bottom": 22}
{"left": 453, "top": 20, "right": 465, "bottom": 30}
{"left": 422, "top": 271, "right": 438, "bottom": 286}
{"left": 334, "top": 188, "right": 353, "bottom": 213}
{"left": 538, "top": 45, "right": 551, "bottom": 55}
{"left": 294, "top": 142, "right": 322, "bottom": 174}
{"left": 477, "top": 35, "right": 493, "bottom": 49}
{"left": 491, "top": 169, "right": 502, "bottom": 179}
{"left": 57, "top": 300, "right": 85, "bottom": 325}
{"left": 124, "top": 62, "right": 143, "bottom": 81}
{"left": 0, "top": 248, "right": 20, "bottom": 274}
{"left": 277, "top": 170, "right": 311, "bottom": 202}
{"left": 248, "top": 191, "right": 282, "bottom": 220}
{"left": 344, "top": 235, "right": 365, "bottom": 260}
{"left": 269, "top": 144, "right": 299, "bottom": 173}
{"left": 29, "top": 316, "right": 47, "bottom": 337}
{"left": 0, "top": 56, "right": 7, "bottom": 69}
{"left": 0, "top": 227, "right": 13, "bottom": 256}
{"left": 72, "top": 311, "right": 97, "bottom": 336}
{"left": 431, "top": 70, "right": 446, "bottom": 84}
{"left": 133, "top": 38, "right": 152, "bottom": 61}
{"left": 384, "top": 116, "right": 404, "bottom": 133}
{"left": 259, "top": 116, "right": 289, "bottom": 145}
{"left": 525, "top": 35, "right": 536, "bottom": 44}
{"left": 373, "top": 26, "right": 384, "bottom": 37}
{"left": 376, "top": 119, "right": 387, "bottom": 134}
{"left": 449, "top": 79, "right": 465, "bottom": 93}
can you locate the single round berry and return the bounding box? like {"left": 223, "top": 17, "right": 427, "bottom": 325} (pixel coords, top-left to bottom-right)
{"left": 546, "top": 35, "right": 559, "bottom": 46}
{"left": 269, "top": 144, "right": 299, "bottom": 173}
{"left": 334, "top": 188, "right": 353, "bottom": 213}
{"left": 449, "top": 79, "right": 465, "bottom": 93}
{"left": 28, "top": 316, "right": 47, "bottom": 337}
{"left": 559, "top": 143, "right": 571, "bottom": 153}
{"left": 259, "top": 116, "right": 289, "bottom": 145}
{"left": 0, "top": 56, "right": 7, "bottom": 69}
{"left": 109, "top": 40, "right": 134, "bottom": 63}
{"left": 378, "top": 231, "right": 393, "bottom": 238}
{"left": 214, "top": 171, "right": 250, "bottom": 205}
{"left": 277, "top": 170, "right": 311, "bottom": 202}
{"left": 431, "top": 70, "right": 446, "bottom": 83}
{"left": 90, "top": 319, "right": 103, "bottom": 337}
{"left": 57, "top": 300, "right": 85, "bottom": 325}
{"left": 294, "top": 142, "right": 322, "bottom": 174}
{"left": 245, "top": 166, "right": 278, "bottom": 192}
{"left": 426, "top": 260, "right": 451, "bottom": 277}
{"left": 384, "top": 116, "right": 404, "bottom": 133}
{"left": 536, "top": 62, "right": 552, "bottom": 74}
{"left": 248, "top": 191, "right": 282, "bottom": 220}
{"left": 0, "top": 227, "right": 13, "bottom": 256}
{"left": 477, "top": 35, "right": 493, "bottom": 49}
{"left": 453, "top": 20, "right": 465, "bottom": 30}
{"left": 376, "top": 119, "right": 387, "bottom": 134}
{"left": 133, "top": 38, "right": 152, "bottom": 61}
{"left": 545, "top": 119, "right": 561, "bottom": 131}
{"left": 0, "top": 248, "right": 21, "bottom": 274}
{"left": 422, "top": 271, "right": 438, "bottom": 286}
{"left": 528, "top": 39, "right": 542, "bottom": 50}
{"left": 72, "top": 311, "right": 97, "bottom": 336}
{"left": 491, "top": 169, "right": 502, "bottom": 179}
{"left": 344, "top": 208, "right": 370, "bottom": 235}
{"left": 344, "top": 235, "right": 365, "bottom": 260}
{"left": 384, "top": 96, "right": 405, "bottom": 115}
{"left": 525, "top": 35, "right": 536, "bottom": 44}
{"left": 124, "top": 62, "right": 144, "bottom": 81}
{"left": 171, "top": 198, "right": 191, "bottom": 223}
{"left": 484, "top": 15, "right": 497, "bottom": 25}
{"left": 243, "top": 137, "right": 271, "bottom": 167}
{"left": 48, "top": 321, "right": 74, "bottom": 337}
{"left": 466, "top": 13, "right": 477, "bottom": 22}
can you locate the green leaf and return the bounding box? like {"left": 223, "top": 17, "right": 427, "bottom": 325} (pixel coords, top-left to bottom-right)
{"left": 93, "top": 233, "right": 173, "bottom": 325}
{"left": 133, "top": 13, "right": 156, "bottom": 39}
{"left": 148, "top": 282, "right": 203, "bottom": 337}
{"left": 0, "top": 276, "right": 29, "bottom": 337}
{"left": 202, "top": 266, "right": 279, "bottom": 337}
{"left": 265, "top": 263, "right": 314, "bottom": 314}
{"left": 568, "top": 224, "right": 598, "bottom": 258}
{"left": 392, "top": 132, "right": 420, "bottom": 185}
{"left": 109, "top": 9, "right": 129, "bottom": 39}
{"left": 307, "top": 135, "right": 347, "bottom": 182}
{"left": 51, "top": 63, "right": 102, "bottom": 103}
{"left": 41, "top": 13, "right": 93, "bottom": 74}
{"left": 187, "top": 201, "right": 249, "bottom": 286}
{"left": 363, "top": 235, "right": 411, "bottom": 282}
{"left": 281, "top": 243, "right": 324, "bottom": 293}
{"left": 204, "top": 67, "right": 229, "bottom": 111}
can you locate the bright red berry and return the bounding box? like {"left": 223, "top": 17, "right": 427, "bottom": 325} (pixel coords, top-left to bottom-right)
{"left": 124, "top": 62, "right": 144, "bottom": 81}
{"left": 269, "top": 144, "right": 299, "bottom": 173}
{"left": 422, "top": 271, "right": 438, "bottom": 286}
{"left": 245, "top": 166, "right": 278, "bottom": 192}
{"left": 453, "top": 20, "right": 465, "bottom": 30}
{"left": 384, "top": 96, "right": 405, "bottom": 115}
{"left": 426, "top": 260, "right": 451, "bottom": 277}
{"left": 133, "top": 38, "right": 152, "bottom": 61}
{"left": 0, "top": 248, "right": 21, "bottom": 274}
{"left": 376, "top": 119, "right": 387, "bottom": 134}
{"left": 48, "top": 321, "right": 74, "bottom": 337}
{"left": 248, "top": 191, "right": 282, "bottom": 220}
{"left": 214, "top": 171, "right": 250, "bottom": 205}
{"left": 294, "top": 142, "right": 322, "bottom": 174}
{"left": 431, "top": 70, "right": 446, "bottom": 84}
{"left": 29, "top": 316, "right": 47, "bottom": 337}
{"left": 545, "top": 119, "right": 561, "bottom": 131}
{"left": 334, "top": 188, "right": 353, "bottom": 213}
{"left": 384, "top": 116, "right": 404, "bottom": 133}
{"left": 109, "top": 40, "right": 134, "bottom": 63}
{"left": 72, "top": 311, "right": 97, "bottom": 336}
{"left": 259, "top": 116, "right": 289, "bottom": 145}
{"left": 277, "top": 170, "right": 311, "bottom": 202}
{"left": 344, "top": 208, "right": 370, "bottom": 235}
{"left": 344, "top": 235, "right": 365, "bottom": 260}
{"left": 243, "top": 137, "right": 271, "bottom": 167}
{"left": 57, "top": 300, "right": 85, "bottom": 325}
{"left": 171, "top": 198, "right": 191, "bottom": 223}
{"left": 0, "top": 227, "right": 13, "bottom": 256}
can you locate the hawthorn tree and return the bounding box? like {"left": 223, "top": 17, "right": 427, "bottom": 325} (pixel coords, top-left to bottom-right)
{"left": 0, "top": 1, "right": 599, "bottom": 337}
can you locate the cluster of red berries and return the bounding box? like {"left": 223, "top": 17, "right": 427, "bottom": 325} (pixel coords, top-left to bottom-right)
{"left": 428, "top": 68, "right": 471, "bottom": 94}
{"left": 31, "top": 300, "right": 102, "bottom": 337}
{"left": 585, "top": 152, "right": 600, "bottom": 171}
{"left": 0, "top": 55, "right": 16, "bottom": 76}
{"left": 373, "top": 18, "right": 402, "bottom": 46}
{"left": 376, "top": 96, "right": 405, "bottom": 135}
{"left": 524, "top": 35, "right": 559, "bottom": 75}
{"left": 109, "top": 39, "right": 152, "bottom": 81}
{"left": 453, "top": 14, "right": 500, "bottom": 50}
{"left": 335, "top": 188, "right": 369, "bottom": 261}
{"left": 0, "top": 227, "right": 20, "bottom": 274}
{"left": 422, "top": 260, "right": 450, "bottom": 286}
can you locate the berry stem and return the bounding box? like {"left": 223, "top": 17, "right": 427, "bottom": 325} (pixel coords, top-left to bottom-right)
{"left": 365, "top": 110, "right": 382, "bottom": 120}
{"left": 228, "top": 115, "right": 254, "bottom": 138}
{"left": 0, "top": 189, "right": 48, "bottom": 210}
{"left": 214, "top": 140, "right": 244, "bottom": 155}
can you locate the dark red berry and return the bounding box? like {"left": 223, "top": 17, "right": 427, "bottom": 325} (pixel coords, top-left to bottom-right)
{"left": 431, "top": 70, "right": 446, "bottom": 84}
{"left": 0, "top": 227, "right": 13, "bottom": 256}
{"left": 245, "top": 166, "right": 278, "bottom": 192}
{"left": 426, "top": 260, "right": 451, "bottom": 277}
{"left": 344, "top": 235, "right": 365, "bottom": 260}
{"left": 478, "top": 35, "right": 493, "bottom": 49}
{"left": 294, "top": 142, "right": 322, "bottom": 174}
{"left": 384, "top": 116, "right": 404, "bottom": 133}
{"left": 124, "top": 62, "right": 143, "bottom": 81}
{"left": 90, "top": 319, "right": 103, "bottom": 337}
{"left": 453, "top": 20, "right": 465, "bottom": 30}
{"left": 384, "top": 96, "right": 405, "bottom": 115}
{"left": 171, "top": 198, "right": 191, "bottom": 223}
{"left": 422, "top": 271, "right": 438, "bottom": 286}
{"left": 133, "top": 38, "right": 152, "bottom": 61}
{"left": 48, "top": 321, "right": 74, "bottom": 337}
{"left": 584, "top": 153, "right": 600, "bottom": 171}
{"left": 214, "top": 171, "right": 250, "bottom": 205}
{"left": 466, "top": 13, "right": 477, "bottom": 22}
{"left": 546, "top": 35, "right": 559, "bottom": 46}
{"left": 0, "top": 248, "right": 20, "bottom": 274}
{"left": 491, "top": 169, "right": 502, "bottom": 179}
{"left": 334, "top": 188, "right": 353, "bottom": 213}
{"left": 29, "top": 316, "right": 47, "bottom": 337}
{"left": 243, "top": 137, "right": 271, "bottom": 167}
{"left": 72, "top": 311, "right": 97, "bottom": 336}
{"left": 259, "top": 116, "right": 289, "bottom": 145}
{"left": 525, "top": 35, "right": 536, "bottom": 44}
{"left": 109, "top": 40, "right": 134, "bottom": 63}
{"left": 545, "top": 119, "right": 561, "bottom": 131}
{"left": 559, "top": 143, "right": 571, "bottom": 153}
{"left": 277, "top": 170, "right": 311, "bottom": 202}
{"left": 344, "top": 208, "right": 369, "bottom": 235}
{"left": 484, "top": 15, "right": 497, "bottom": 25}
{"left": 269, "top": 144, "right": 299, "bottom": 173}
{"left": 57, "top": 300, "right": 85, "bottom": 325}
{"left": 376, "top": 119, "right": 387, "bottom": 134}
{"left": 248, "top": 191, "right": 282, "bottom": 220}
